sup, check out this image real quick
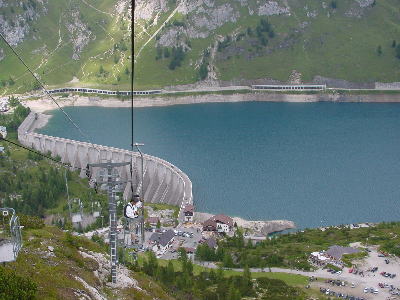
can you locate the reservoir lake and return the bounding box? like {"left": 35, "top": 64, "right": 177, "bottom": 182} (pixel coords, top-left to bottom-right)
{"left": 40, "top": 102, "right": 400, "bottom": 229}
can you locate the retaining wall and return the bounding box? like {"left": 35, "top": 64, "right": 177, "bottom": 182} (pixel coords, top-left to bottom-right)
{"left": 18, "top": 112, "right": 193, "bottom": 209}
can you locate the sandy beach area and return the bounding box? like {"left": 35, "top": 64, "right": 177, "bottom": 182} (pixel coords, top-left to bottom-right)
{"left": 20, "top": 91, "right": 400, "bottom": 115}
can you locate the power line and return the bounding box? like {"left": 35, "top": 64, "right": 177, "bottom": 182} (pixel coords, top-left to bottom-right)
{"left": 131, "top": 0, "right": 135, "bottom": 152}
{"left": 0, "top": 32, "right": 98, "bottom": 149}
{"left": 0, "top": 135, "right": 84, "bottom": 171}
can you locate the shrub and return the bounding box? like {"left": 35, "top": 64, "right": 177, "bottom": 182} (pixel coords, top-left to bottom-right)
{"left": 18, "top": 214, "right": 45, "bottom": 229}
{"left": 0, "top": 267, "right": 37, "bottom": 300}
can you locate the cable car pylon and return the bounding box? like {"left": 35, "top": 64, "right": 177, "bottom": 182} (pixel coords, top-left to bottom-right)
{"left": 87, "top": 160, "right": 130, "bottom": 284}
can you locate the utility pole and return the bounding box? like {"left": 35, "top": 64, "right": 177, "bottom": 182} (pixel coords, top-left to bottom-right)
{"left": 134, "top": 143, "right": 145, "bottom": 244}
{"left": 64, "top": 170, "right": 72, "bottom": 218}
{"left": 88, "top": 160, "right": 130, "bottom": 284}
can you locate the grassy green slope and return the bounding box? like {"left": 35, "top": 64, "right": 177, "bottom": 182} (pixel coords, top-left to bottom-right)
{"left": 1, "top": 0, "right": 400, "bottom": 93}
{"left": 3, "top": 225, "right": 174, "bottom": 299}
{"left": 135, "top": 0, "right": 400, "bottom": 87}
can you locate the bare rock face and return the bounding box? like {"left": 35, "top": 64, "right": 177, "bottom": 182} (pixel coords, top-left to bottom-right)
{"left": 115, "top": 0, "right": 129, "bottom": 15}
{"left": 0, "top": 1, "right": 47, "bottom": 46}
{"left": 355, "top": 0, "right": 375, "bottom": 7}
{"left": 258, "top": 1, "right": 290, "bottom": 16}
{"left": 232, "top": 216, "right": 296, "bottom": 235}
{"left": 135, "top": 0, "right": 169, "bottom": 21}
{"left": 0, "top": 48, "right": 4, "bottom": 61}
{"left": 190, "top": 3, "right": 239, "bottom": 38}
{"left": 65, "top": 10, "right": 92, "bottom": 60}
{"left": 158, "top": 1, "right": 238, "bottom": 46}
{"left": 178, "top": 0, "right": 215, "bottom": 15}
{"left": 260, "top": 220, "right": 296, "bottom": 235}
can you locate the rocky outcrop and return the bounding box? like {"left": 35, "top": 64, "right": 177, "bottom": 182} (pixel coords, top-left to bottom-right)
{"left": 232, "top": 217, "right": 296, "bottom": 235}
{"left": 0, "top": 1, "right": 47, "bottom": 46}
{"left": 355, "top": 0, "right": 375, "bottom": 8}
{"left": 135, "top": 0, "right": 169, "bottom": 21}
{"left": 65, "top": 10, "right": 92, "bottom": 60}
{"left": 158, "top": 1, "right": 239, "bottom": 46}
{"left": 0, "top": 48, "right": 4, "bottom": 61}
{"left": 260, "top": 220, "right": 296, "bottom": 235}
{"left": 79, "top": 250, "right": 139, "bottom": 290}
{"left": 258, "top": 1, "right": 290, "bottom": 16}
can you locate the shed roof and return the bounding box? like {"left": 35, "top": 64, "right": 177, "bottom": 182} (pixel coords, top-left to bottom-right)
{"left": 146, "top": 217, "right": 159, "bottom": 224}
{"left": 184, "top": 204, "right": 194, "bottom": 213}
{"left": 326, "top": 245, "right": 360, "bottom": 260}
{"left": 150, "top": 229, "right": 175, "bottom": 247}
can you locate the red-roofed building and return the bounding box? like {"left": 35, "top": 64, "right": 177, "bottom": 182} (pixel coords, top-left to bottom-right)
{"left": 183, "top": 204, "right": 194, "bottom": 223}
{"left": 183, "top": 247, "right": 195, "bottom": 260}
{"left": 145, "top": 217, "right": 160, "bottom": 228}
{"left": 203, "top": 214, "right": 233, "bottom": 233}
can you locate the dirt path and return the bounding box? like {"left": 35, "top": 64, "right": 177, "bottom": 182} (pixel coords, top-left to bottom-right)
{"left": 135, "top": 4, "right": 181, "bottom": 62}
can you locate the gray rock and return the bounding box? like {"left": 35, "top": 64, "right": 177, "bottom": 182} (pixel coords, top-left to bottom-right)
{"left": 0, "top": 1, "right": 47, "bottom": 46}
{"left": 0, "top": 48, "right": 4, "bottom": 61}
{"left": 260, "top": 220, "right": 296, "bottom": 235}
{"left": 258, "top": 1, "right": 290, "bottom": 16}
{"left": 135, "top": 0, "right": 169, "bottom": 21}
{"left": 65, "top": 10, "right": 92, "bottom": 60}
{"left": 313, "top": 75, "right": 375, "bottom": 89}
{"left": 355, "top": 0, "right": 375, "bottom": 7}
{"left": 159, "top": 2, "right": 239, "bottom": 45}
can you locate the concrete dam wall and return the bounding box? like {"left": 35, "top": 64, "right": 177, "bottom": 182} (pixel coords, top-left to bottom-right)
{"left": 18, "top": 112, "right": 193, "bottom": 208}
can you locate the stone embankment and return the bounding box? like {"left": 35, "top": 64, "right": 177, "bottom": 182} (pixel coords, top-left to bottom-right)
{"left": 195, "top": 212, "right": 295, "bottom": 236}
{"left": 18, "top": 112, "right": 193, "bottom": 209}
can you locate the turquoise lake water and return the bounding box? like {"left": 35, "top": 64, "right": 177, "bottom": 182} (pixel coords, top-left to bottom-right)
{"left": 40, "top": 102, "right": 400, "bottom": 228}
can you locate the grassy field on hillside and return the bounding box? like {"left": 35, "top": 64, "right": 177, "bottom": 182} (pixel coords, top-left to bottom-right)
{"left": 1, "top": 0, "right": 400, "bottom": 93}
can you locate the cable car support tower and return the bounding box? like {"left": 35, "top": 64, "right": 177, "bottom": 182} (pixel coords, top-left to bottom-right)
{"left": 88, "top": 161, "right": 130, "bottom": 284}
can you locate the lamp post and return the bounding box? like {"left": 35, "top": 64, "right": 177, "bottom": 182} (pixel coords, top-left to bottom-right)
{"left": 134, "top": 143, "right": 145, "bottom": 244}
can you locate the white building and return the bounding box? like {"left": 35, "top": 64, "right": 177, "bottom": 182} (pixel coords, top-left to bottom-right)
{"left": 0, "top": 126, "right": 7, "bottom": 138}
{"left": 149, "top": 229, "right": 175, "bottom": 255}
{"left": 183, "top": 204, "right": 194, "bottom": 223}
{"left": 203, "top": 214, "right": 234, "bottom": 233}
{"left": 0, "top": 100, "right": 9, "bottom": 112}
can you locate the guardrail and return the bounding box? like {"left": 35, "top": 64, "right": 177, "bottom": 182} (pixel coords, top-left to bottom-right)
{"left": 48, "top": 87, "right": 162, "bottom": 96}
{"left": 252, "top": 84, "right": 326, "bottom": 91}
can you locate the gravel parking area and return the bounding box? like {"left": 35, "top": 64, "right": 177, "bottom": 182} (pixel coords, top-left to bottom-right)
{"left": 311, "top": 246, "right": 400, "bottom": 300}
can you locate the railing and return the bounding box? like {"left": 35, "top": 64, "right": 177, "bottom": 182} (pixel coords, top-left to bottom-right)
{"left": 47, "top": 87, "right": 162, "bottom": 96}
{"left": 252, "top": 84, "right": 326, "bottom": 91}
{"left": 0, "top": 208, "right": 22, "bottom": 263}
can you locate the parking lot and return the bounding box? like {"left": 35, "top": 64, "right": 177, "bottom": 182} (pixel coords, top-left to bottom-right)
{"left": 160, "top": 226, "right": 203, "bottom": 260}
{"left": 311, "top": 246, "right": 400, "bottom": 300}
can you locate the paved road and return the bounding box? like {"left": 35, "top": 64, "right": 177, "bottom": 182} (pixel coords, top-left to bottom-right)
{"left": 193, "top": 248, "right": 400, "bottom": 300}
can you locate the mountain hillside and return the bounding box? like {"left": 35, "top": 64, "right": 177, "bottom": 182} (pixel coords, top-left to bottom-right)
{"left": 1, "top": 0, "right": 400, "bottom": 93}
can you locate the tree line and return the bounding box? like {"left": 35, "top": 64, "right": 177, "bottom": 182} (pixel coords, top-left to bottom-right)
{"left": 129, "top": 249, "right": 306, "bottom": 300}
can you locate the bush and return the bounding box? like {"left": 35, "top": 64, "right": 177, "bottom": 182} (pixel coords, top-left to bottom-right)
{"left": 8, "top": 96, "right": 20, "bottom": 107}
{"left": 0, "top": 267, "right": 37, "bottom": 300}
{"left": 18, "top": 215, "right": 45, "bottom": 229}
{"left": 396, "top": 45, "right": 400, "bottom": 59}
{"left": 342, "top": 251, "right": 368, "bottom": 267}
{"left": 198, "top": 62, "right": 208, "bottom": 80}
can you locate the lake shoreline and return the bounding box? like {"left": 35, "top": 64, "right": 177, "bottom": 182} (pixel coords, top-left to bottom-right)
{"left": 21, "top": 92, "right": 400, "bottom": 114}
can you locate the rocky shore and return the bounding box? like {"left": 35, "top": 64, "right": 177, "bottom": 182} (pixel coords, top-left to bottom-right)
{"left": 19, "top": 91, "right": 400, "bottom": 114}
{"left": 194, "top": 212, "right": 295, "bottom": 236}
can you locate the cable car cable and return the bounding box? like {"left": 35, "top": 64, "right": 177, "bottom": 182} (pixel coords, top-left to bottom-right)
{"left": 0, "top": 32, "right": 101, "bottom": 153}
{"left": 0, "top": 136, "right": 84, "bottom": 170}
